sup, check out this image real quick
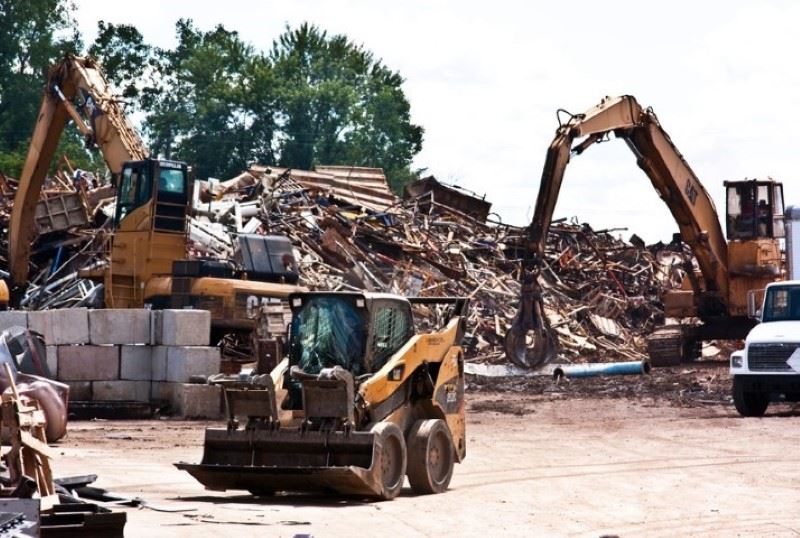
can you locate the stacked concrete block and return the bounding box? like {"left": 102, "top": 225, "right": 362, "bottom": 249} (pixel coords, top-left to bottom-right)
{"left": 45, "top": 346, "right": 58, "bottom": 378}
{"left": 158, "top": 310, "right": 211, "bottom": 346}
{"left": 170, "top": 384, "right": 223, "bottom": 419}
{"left": 93, "top": 380, "right": 150, "bottom": 402}
{"left": 150, "top": 347, "right": 168, "bottom": 381}
{"left": 57, "top": 345, "right": 119, "bottom": 381}
{"left": 89, "top": 309, "right": 150, "bottom": 345}
{"left": 165, "top": 346, "right": 220, "bottom": 383}
{"left": 24, "top": 307, "right": 222, "bottom": 417}
{"left": 0, "top": 310, "right": 28, "bottom": 332}
{"left": 28, "top": 308, "right": 89, "bottom": 344}
{"left": 120, "top": 345, "right": 152, "bottom": 380}
{"left": 65, "top": 381, "right": 92, "bottom": 401}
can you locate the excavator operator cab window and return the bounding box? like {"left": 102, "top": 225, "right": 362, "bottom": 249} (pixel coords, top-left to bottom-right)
{"left": 153, "top": 160, "right": 189, "bottom": 232}
{"left": 725, "top": 181, "right": 784, "bottom": 241}
{"left": 114, "top": 162, "right": 151, "bottom": 227}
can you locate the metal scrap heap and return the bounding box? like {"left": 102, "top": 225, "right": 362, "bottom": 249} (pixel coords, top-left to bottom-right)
{"left": 0, "top": 161, "right": 686, "bottom": 365}
{"left": 195, "top": 165, "right": 683, "bottom": 363}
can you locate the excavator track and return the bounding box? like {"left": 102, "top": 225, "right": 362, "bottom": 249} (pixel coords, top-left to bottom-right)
{"left": 646, "top": 326, "right": 700, "bottom": 367}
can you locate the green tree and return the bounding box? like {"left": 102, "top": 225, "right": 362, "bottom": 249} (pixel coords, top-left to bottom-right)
{"left": 92, "top": 21, "right": 423, "bottom": 191}
{"left": 271, "top": 23, "right": 423, "bottom": 192}
{"left": 0, "top": 0, "right": 92, "bottom": 176}
{"left": 140, "top": 20, "right": 277, "bottom": 180}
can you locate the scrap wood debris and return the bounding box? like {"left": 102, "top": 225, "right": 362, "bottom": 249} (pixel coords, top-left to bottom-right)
{"left": 0, "top": 158, "right": 691, "bottom": 366}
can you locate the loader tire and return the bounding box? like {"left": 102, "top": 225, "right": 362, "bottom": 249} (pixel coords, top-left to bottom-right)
{"left": 372, "top": 422, "right": 407, "bottom": 500}
{"left": 407, "top": 419, "right": 455, "bottom": 495}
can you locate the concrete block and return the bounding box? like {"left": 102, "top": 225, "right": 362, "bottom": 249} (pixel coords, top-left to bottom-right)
{"left": 150, "top": 311, "right": 162, "bottom": 345}
{"left": 28, "top": 308, "right": 89, "bottom": 345}
{"left": 89, "top": 309, "right": 151, "bottom": 345}
{"left": 151, "top": 347, "right": 168, "bottom": 381}
{"left": 120, "top": 345, "right": 152, "bottom": 380}
{"left": 165, "top": 346, "right": 220, "bottom": 383}
{"left": 151, "top": 381, "right": 176, "bottom": 402}
{"left": 0, "top": 311, "right": 28, "bottom": 332}
{"left": 93, "top": 380, "right": 150, "bottom": 402}
{"left": 57, "top": 345, "right": 119, "bottom": 381}
{"left": 170, "top": 383, "right": 223, "bottom": 419}
{"left": 46, "top": 346, "right": 58, "bottom": 378}
{"left": 65, "top": 381, "right": 92, "bottom": 401}
{"left": 160, "top": 310, "right": 211, "bottom": 346}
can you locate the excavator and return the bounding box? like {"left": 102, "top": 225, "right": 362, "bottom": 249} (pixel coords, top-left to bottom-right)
{"left": 506, "top": 95, "right": 784, "bottom": 368}
{"left": 9, "top": 54, "right": 303, "bottom": 330}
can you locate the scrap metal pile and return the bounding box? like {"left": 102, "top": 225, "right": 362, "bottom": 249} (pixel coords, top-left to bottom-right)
{"left": 0, "top": 160, "right": 687, "bottom": 366}
{"left": 194, "top": 165, "right": 686, "bottom": 364}
{"left": 0, "top": 161, "right": 113, "bottom": 310}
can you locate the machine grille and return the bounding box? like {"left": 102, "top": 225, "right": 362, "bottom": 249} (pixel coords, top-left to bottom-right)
{"left": 747, "top": 343, "right": 800, "bottom": 371}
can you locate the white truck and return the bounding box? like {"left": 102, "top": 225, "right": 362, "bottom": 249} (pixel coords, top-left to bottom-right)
{"left": 730, "top": 281, "right": 800, "bottom": 416}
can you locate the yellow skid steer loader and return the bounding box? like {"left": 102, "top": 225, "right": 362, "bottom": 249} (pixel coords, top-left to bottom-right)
{"left": 176, "top": 292, "right": 468, "bottom": 500}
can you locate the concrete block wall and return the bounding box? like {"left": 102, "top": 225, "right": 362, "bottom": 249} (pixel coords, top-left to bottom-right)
{"left": 4, "top": 308, "right": 221, "bottom": 417}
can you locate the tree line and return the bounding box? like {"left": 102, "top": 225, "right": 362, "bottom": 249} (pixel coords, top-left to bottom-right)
{"left": 0, "top": 1, "right": 423, "bottom": 192}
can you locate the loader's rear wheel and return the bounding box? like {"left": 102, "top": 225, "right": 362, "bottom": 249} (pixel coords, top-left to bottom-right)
{"left": 407, "top": 419, "right": 455, "bottom": 495}
{"left": 372, "top": 422, "right": 407, "bottom": 500}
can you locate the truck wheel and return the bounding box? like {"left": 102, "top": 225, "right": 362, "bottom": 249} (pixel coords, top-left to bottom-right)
{"left": 372, "top": 422, "right": 407, "bottom": 500}
{"left": 733, "top": 377, "right": 769, "bottom": 417}
{"left": 407, "top": 419, "right": 455, "bottom": 494}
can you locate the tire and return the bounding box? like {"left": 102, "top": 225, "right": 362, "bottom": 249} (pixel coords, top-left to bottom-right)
{"left": 733, "top": 377, "right": 769, "bottom": 417}
{"left": 406, "top": 419, "right": 455, "bottom": 495}
{"left": 371, "top": 422, "right": 407, "bottom": 500}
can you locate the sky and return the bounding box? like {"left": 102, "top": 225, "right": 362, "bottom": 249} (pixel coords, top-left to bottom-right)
{"left": 74, "top": 0, "right": 800, "bottom": 242}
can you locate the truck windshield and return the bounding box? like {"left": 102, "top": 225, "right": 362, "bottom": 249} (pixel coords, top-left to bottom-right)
{"left": 762, "top": 286, "right": 800, "bottom": 322}
{"left": 289, "top": 296, "right": 367, "bottom": 375}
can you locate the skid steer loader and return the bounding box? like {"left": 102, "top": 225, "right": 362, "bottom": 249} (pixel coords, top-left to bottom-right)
{"left": 175, "top": 292, "right": 468, "bottom": 500}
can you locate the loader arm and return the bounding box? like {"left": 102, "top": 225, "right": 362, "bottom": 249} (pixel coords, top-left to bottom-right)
{"left": 507, "top": 95, "right": 729, "bottom": 367}
{"left": 9, "top": 54, "right": 148, "bottom": 289}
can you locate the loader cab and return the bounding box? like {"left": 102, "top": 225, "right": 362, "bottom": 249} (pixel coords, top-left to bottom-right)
{"left": 115, "top": 158, "right": 189, "bottom": 232}
{"left": 285, "top": 293, "right": 414, "bottom": 409}
{"left": 725, "top": 179, "right": 785, "bottom": 240}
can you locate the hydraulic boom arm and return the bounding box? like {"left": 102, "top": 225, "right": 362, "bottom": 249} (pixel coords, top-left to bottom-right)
{"left": 506, "top": 95, "right": 728, "bottom": 368}
{"left": 9, "top": 54, "right": 148, "bottom": 290}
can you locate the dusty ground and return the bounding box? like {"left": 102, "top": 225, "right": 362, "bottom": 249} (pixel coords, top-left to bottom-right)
{"left": 53, "top": 363, "right": 800, "bottom": 537}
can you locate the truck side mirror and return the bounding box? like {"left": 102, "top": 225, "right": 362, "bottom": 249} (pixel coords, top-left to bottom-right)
{"left": 747, "top": 289, "right": 764, "bottom": 321}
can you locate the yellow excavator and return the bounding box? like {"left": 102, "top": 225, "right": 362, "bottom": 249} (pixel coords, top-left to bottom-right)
{"left": 506, "top": 95, "right": 784, "bottom": 368}
{"left": 176, "top": 292, "right": 468, "bottom": 499}
{"left": 9, "top": 54, "right": 303, "bottom": 329}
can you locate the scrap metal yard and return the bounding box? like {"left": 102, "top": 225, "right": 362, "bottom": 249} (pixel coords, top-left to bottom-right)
{"left": 3, "top": 2, "right": 800, "bottom": 537}
{"left": 56, "top": 378, "right": 800, "bottom": 537}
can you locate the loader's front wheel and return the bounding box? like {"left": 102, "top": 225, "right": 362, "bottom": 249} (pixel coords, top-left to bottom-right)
{"left": 372, "top": 422, "right": 407, "bottom": 500}
{"left": 407, "top": 419, "right": 455, "bottom": 494}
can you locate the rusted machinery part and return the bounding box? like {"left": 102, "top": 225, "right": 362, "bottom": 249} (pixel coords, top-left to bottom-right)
{"left": 505, "top": 321, "right": 558, "bottom": 369}
{"left": 646, "top": 325, "right": 699, "bottom": 367}
{"left": 505, "top": 272, "right": 558, "bottom": 369}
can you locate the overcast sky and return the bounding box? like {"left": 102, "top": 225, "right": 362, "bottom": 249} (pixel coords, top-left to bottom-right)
{"left": 74, "top": 0, "right": 800, "bottom": 242}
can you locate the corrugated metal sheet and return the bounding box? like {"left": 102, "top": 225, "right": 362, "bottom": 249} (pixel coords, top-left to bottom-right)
{"left": 253, "top": 165, "right": 398, "bottom": 212}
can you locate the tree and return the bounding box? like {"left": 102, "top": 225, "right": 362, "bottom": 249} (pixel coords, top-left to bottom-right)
{"left": 136, "top": 20, "right": 278, "bottom": 180}
{"left": 0, "top": 0, "right": 93, "bottom": 176}
{"left": 92, "top": 20, "right": 423, "bottom": 191}
{"left": 271, "top": 24, "right": 423, "bottom": 192}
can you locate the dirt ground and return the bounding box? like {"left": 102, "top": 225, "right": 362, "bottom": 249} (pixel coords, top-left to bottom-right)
{"left": 53, "top": 363, "right": 800, "bottom": 537}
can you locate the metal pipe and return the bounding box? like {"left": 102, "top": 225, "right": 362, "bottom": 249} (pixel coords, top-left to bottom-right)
{"left": 552, "top": 360, "right": 651, "bottom": 379}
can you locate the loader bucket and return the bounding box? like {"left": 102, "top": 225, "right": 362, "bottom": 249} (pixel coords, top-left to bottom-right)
{"left": 175, "top": 423, "right": 404, "bottom": 499}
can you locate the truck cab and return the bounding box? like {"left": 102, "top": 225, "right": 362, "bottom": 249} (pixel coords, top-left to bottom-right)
{"left": 730, "top": 280, "right": 800, "bottom": 416}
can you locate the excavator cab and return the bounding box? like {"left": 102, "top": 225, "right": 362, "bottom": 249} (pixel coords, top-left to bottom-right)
{"left": 115, "top": 158, "right": 189, "bottom": 232}
{"left": 725, "top": 179, "right": 785, "bottom": 240}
